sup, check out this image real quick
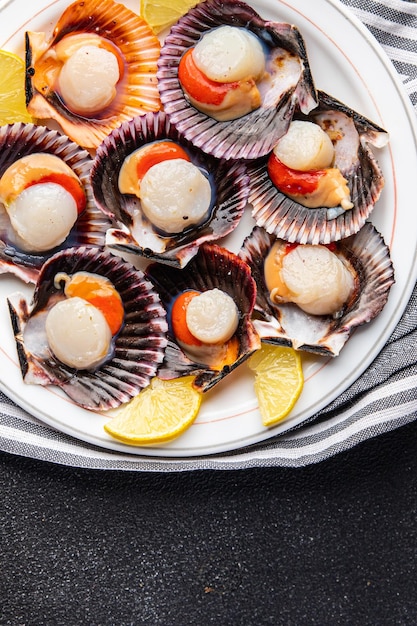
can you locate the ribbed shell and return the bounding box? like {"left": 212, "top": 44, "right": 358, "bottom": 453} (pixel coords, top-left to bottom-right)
{"left": 91, "top": 111, "right": 250, "bottom": 268}
{"left": 248, "top": 91, "right": 388, "bottom": 244}
{"left": 25, "top": 0, "right": 161, "bottom": 149}
{"left": 157, "top": 0, "right": 318, "bottom": 160}
{"left": 239, "top": 223, "right": 395, "bottom": 357}
{"left": 7, "top": 247, "right": 168, "bottom": 410}
{"left": 0, "top": 123, "right": 111, "bottom": 283}
{"left": 145, "top": 242, "right": 261, "bottom": 392}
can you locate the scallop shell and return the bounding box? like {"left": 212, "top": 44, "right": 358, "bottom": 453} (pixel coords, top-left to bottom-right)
{"left": 25, "top": 0, "right": 161, "bottom": 149}
{"left": 0, "top": 123, "right": 111, "bottom": 283}
{"left": 248, "top": 91, "right": 389, "bottom": 244}
{"left": 157, "top": 0, "right": 318, "bottom": 160}
{"left": 145, "top": 242, "right": 261, "bottom": 392}
{"left": 239, "top": 223, "right": 395, "bottom": 357}
{"left": 90, "top": 111, "right": 250, "bottom": 268}
{"left": 7, "top": 247, "right": 168, "bottom": 410}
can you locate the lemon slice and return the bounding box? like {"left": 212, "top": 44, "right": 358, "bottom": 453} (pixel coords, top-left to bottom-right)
{"left": 140, "top": 0, "right": 200, "bottom": 34}
{"left": 248, "top": 344, "right": 304, "bottom": 427}
{"left": 104, "top": 376, "right": 202, "bottom": 444}
{"left": 0, "top": 50, "right": 34, "bottom": 125}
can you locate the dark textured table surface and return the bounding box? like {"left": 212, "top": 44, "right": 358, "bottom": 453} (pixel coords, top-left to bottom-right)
{"left": 1, "top": 419, "right": 416, "bottom": 626}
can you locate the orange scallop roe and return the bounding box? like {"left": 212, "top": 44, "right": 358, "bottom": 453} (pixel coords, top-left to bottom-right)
{"left": 134, "top": 141, "right": 191, "bottom": 183}
{"left": 64, "top": 273, "right": 124, "bottom": 335}
{"left": 171, "top": 290, "right": 202, "bottom": 346}
{"left": 178, "top": 48, "right": 239, "bottom": 105}
{"left": 267, "top": 153, "right": 324, "bottom": 196}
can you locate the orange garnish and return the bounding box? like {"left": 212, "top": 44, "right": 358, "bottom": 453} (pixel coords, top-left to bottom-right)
{"left": 171, "top": 290, "right": 202, "bottom": 346}
{"left": 178, "top": 48, "right": 239, "bottom": 105}
{"left": 65, "top": 274, "right": 124, "bottom": 335}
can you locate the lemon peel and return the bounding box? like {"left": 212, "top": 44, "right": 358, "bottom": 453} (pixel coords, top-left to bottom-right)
{"left": 140, "top": 0, "right": 200, "bottom": 34}
{"left": 248, "top": 343, "right": 304, "bottom": 427}
{"left": 104, "top": 376, "right": 202, "bottom": 444}
{"left": 0, "top": 50, "right": 34, "bottom": 125}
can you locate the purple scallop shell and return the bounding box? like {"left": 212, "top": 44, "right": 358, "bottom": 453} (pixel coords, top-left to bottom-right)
{"left": 0, "top": 123, "right": 112, "bottom": 283}
{"left": 239, "top": 223, "right": 395, "bottom": 357}
{"left": 248, "top": 91, "right": 389, "bottom": 244}
{"left": 90, "top": 111, "right": 250, "bottom": 268}
{"left": 145, "top": 242, "right": 261, "bottom": 392}
{"left": 157, "top": 0, "right": 318, "bottom": 160}
{"left": 7, "top": 246, "right": 168, "bottom": 410}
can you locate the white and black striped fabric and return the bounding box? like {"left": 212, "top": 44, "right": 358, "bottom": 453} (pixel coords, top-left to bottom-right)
{"left": 0, "top": 0, "right": 416, "bottom": 470}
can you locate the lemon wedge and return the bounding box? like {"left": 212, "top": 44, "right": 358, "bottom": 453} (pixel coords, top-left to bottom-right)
{"left": 104, "top": 376, "right": 202, "bottom": 444}
{"left": 0, "top": 50, "right": 34, "bottom": 125}
{"left": 140, "top": 0, "right": 200, "bottom": 34}
{"left": 248, "top": 344, "right": 304, "bottom": 427}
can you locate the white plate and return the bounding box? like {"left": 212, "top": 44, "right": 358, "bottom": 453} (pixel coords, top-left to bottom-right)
{"left": 0, "top": 0, "right": 416, "bottom": 458}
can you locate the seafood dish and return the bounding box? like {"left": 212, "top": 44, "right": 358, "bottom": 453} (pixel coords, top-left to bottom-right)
{"left": 0, "top": 122, "right": 111, "bottom": 283}
{"left": 247, "top": 91, "right": 389, "bottom": 244}
{"left": 157, "top": 0, "right": 318, "bottom": 160}
{"left": 7, "top": 247, "right": 168, "bottom": 410}
{"left": 145, "top": 242, "right": 261, "bottom": 391}
{"left": 239, "top": 223, "right": 395, "bottom": 357}
{"left": 90, "top": 111, "right": 250, "bottom": 267}
{"left": 0, "top": 0, "right": 406, "bottom": 455}
{"left": 25, "top": 0, "right": 161, "bottom": 149}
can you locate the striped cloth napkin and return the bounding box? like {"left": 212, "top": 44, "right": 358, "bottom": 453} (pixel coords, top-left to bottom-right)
{"left": 0, "top": 0, "right": 416, "bottom": 470}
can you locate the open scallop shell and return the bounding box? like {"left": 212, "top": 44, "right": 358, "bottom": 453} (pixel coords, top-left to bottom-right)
{"left": 157, "top": 0, "right": 318, "bottom": 160}
{"left": 248, "top": 91, "right": 389, "bottom": 244}
{"left": 145, "top": 242, "right": 261, "bottom": 392}
{"left": 0, "top": 123, "right": 111, "bottom": 283}
{"left": 239, "top": 223, "right": 395, "bottom": 357}
{"left": 7, "top": 246, "right": 168, "bottom": 410}
{"left": 90, "top": 111, "right": 250, "bottom": 268}
{"left": 25, "top": 0, "right": 161, "bottom": 149}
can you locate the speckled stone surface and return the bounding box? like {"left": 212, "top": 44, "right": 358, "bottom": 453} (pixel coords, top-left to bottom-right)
{"left": 1, "top": 419, "right": 417, "bottom": 626}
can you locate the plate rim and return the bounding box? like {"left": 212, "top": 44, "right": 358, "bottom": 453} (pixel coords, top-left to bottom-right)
{"left": 0, "top": 0, "right": 416, "bottom": 459}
